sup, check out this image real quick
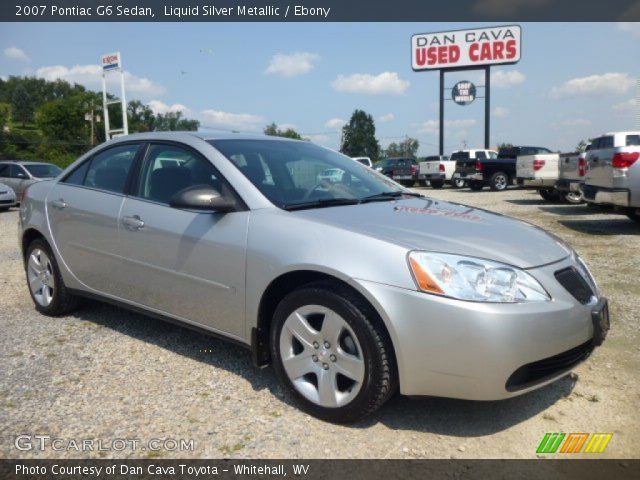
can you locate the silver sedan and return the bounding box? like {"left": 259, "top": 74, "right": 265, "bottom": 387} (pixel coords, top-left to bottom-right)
{"left": 0, "top": 182, "right": 16, "bottom": 211}
{"left": 19, "top": 132, "right": 609, "bottom": 423}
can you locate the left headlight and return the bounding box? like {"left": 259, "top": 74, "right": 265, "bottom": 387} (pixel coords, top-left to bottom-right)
{"left": 408, "top": 251, "right": 551, "bottom": 303}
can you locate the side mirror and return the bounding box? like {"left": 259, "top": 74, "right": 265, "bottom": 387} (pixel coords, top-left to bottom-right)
{"left": 169, "top": 185, "right": 235, "bottom": 213}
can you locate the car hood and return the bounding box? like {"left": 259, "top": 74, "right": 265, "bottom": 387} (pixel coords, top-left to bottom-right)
{"left": 292, "top": 197, "right": 572, "bottom": 269}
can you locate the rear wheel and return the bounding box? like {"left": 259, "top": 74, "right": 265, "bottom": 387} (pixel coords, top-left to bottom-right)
{"left": 539, "top": 188, "right": 561, "bottom": 202}
{"left": 563, "top": 191, "right": 584, "bottom": 204}
{"left": 490, "top": 172, "right": 509, "bottom": 191}
{"left": 399, "top": 180, "right": 414, "bottom": 187}
{"left": 25, "top": 239, "right": 79, "bottom": 316}
{"left": 468, "top": 181, "right": 484, "bottom": 191}
{"left": 270, "top": 282, "right": 396, "bottom": 423}
{"left": 430, "top": 179, "right": 444, "bottom": 189}
{"left": 626, "top": 208, "right": 640, "bottom": 224}
{"left": 451, "top": 178, "right": 466, "bottom": 189}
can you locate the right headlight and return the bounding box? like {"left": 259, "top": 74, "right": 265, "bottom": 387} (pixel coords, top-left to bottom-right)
{"left": 408, "top": 251, "right": 551, "bottom": 303}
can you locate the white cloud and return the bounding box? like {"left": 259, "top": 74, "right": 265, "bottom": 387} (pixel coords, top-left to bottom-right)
{"left": 493, "top": 107, "right": 510, "bottom": 118}
{"left": 550, "top": 73, "right": 635, "bottom": 98}
{"left": 378, "top": 113, "right": 395, "bottom": 122}
{"left": 3, "top": 46, "right": 29, "bottom": 62}
{"left": 278, "top": 123, "right": 298, "bottom": 131}
{"left": 560, "top": 118, "right": 591, "bottom": 126}
{"left": 200, "top": 109, "right": 264, "bottom": 131}
{"left": 492, "top": 70, "right": 526, "bottom": 88}
{"left": 612, "top": 98, "right": 636, "bottom": 111}
{"left": 147, "top": 100, "right": 189, "bottom": 115}
{"left": 617, "top": 23, "right": 640, "bottom": 38}
{"left": 304, "top": 134, "right": 333, "bottom": 146}
{"left": 473, "top": 0, "right": 550, "bottom": 16}
{"left": 325, "top": 117, "right": 346, "bottom": 129}
{"left": 36, "top": 64, "right": 166, "bottom": 97}
{"left": 331, "top": 72, "right": 409, "bottom": 96}
{"left": 265, "top": 52, "right": 319, "bottom": 77}
{"left": 418, "top": 119, "right": 477, "bottom": 135}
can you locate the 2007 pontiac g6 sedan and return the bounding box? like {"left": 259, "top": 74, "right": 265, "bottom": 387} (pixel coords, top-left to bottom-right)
{"left": 19, "top": 132, "right": 609, "bottom": 423}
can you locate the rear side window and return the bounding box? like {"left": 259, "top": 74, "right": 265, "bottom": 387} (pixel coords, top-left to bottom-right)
{"left": 63, "top": 144, "right": 140, "bottom": 194}
{"left": 600, "top": 136, "right": 614, "bottom": 149}
{"left": 626, "top": 135, "right": 640, "bottom": 146}
{"left": 476, "top": 151, "right": 487, "bottom": 160}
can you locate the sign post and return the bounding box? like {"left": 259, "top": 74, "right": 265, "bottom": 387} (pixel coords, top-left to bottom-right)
{"left": 101, "top": 52, "right": 129, "bottom": 139}
{"left": 412, "top": 25, "right": 521, "bottom": 154}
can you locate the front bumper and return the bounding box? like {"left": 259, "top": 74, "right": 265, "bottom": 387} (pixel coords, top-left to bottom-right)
{"left": 0, "top": 192, "right": 17, "bottom": 207}
{"left": 582, "top": 185, "right": 630, "bottom": 207}
{"left": 355, "top": 256, "right": 603, "bottom": 400}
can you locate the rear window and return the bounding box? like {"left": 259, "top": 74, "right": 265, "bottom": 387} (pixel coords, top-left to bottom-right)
{"left": 626, "top": 135, "right": 640, "bottom": 146}
{"left": 451, "top": 152, "right": 470, "bottom": 161}
{"left": 498, "top": 148, "right": 517, "bottom": 159}
{"left": 24, "top": 164, "right": 62, "bottom": 178}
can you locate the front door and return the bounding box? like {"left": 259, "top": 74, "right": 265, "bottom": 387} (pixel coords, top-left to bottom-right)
{"left": 118, "top": 143, "right": 248, "bottom": 338}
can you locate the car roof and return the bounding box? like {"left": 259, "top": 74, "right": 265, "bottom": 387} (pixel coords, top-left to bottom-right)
{"left": 111, "top": 131, "right": 297, "bottom": 143}
{"left": 602, "top": 131, "right": 640, "bottom": 136}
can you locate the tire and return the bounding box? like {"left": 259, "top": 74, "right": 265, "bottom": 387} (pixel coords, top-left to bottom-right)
{"left": 418, "top": 180, "right": 429, "bottom": 187}
{"left": 468, "top": 181, "right": 484, "bottom": 191}
{"left": 25, "top": 238, "right": 79, "bottom": 316}
{"left": 400, "top": 180, "right": 415, "bottom": 187}
{"left": 539, "top": 188, "right": 561, "bottom": 202}
{"left": 0, "top": 207, "right": 9, "bottom": 212}
{"left": 563, "top": 191, "right": 584, "bottom": 204}
{"left": 451, "top": 178, "right": 466, "bottom": 189}
{"left": 490, "top": 172, "right": 509, "bottom": 191}
{"left": 430, "top": 179, "right": 444, "bottom": 189}
{"left": 270, "top": 282, "right": 397, "bottom": 423}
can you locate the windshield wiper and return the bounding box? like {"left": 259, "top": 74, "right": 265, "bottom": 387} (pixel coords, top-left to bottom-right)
{"left": 360, "top": 191, "right": 424, "bottom": 203}
{"left": 283, "top": 198, "right": 360, "bottom": 211}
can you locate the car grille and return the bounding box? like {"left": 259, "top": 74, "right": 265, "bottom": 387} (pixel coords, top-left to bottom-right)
{"left": 555, "top": 267, "right": 594, "bottom": 304}
{"left": 506, "top": 341, "right": 593, "bottom": 392}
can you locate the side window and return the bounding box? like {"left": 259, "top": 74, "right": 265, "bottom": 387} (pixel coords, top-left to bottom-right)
{"left": 476, "top": 151, "right": 487, "bottom": 160}
{"left": 0, "top": 164, "right": 8, "bottom": 177}
{"left": 626, "top": 135, "right": 640, "bottom": 146}
{"left": 10, "top": 165, "right": 28, "bottom": 178}
{"left": 63, "top": 160, "right": 91, "bottom": 186}
{"left": 83, "top": 144, "right": 140, "bottom": 194}
{"left": 137, "top": 144, "right": 223, "bottom": 204}
{"left": 600, "top": 136, "right": 614, "bottom": 149}
{"left": 590, "top": 138, "right": 601, "bottom": 150}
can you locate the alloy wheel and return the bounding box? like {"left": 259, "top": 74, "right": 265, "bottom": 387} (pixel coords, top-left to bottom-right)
{"left": 27, "top": 248, "right": 55, "bottom": 306}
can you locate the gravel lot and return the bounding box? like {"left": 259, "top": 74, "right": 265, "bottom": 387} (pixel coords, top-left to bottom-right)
{"left": 1, "top": 187, "right": 638, "bottom": 459}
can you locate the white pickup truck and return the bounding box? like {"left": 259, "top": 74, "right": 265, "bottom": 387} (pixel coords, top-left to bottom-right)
{"left": 555, "top": 149, "right": 589, "bottom": 204}
{"left": 418, "top": 155, "right": 459, "bottom": 189}
{"left": 516, "top": 151, "right": 561, "bottom": 201}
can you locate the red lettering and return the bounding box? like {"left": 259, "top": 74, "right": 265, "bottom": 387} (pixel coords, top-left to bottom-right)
{"left": 506, "top": 39, "right": 517, "bottom": 59}
{"left": 493, "top": 41, "right": 505, "bottom": 59}
{"left": 469, "top": 43, "right": 479, "bottom": 62}
{"left": 416, "top": 48, "right": 427, "bottom": 66}
{"left": 427, "top": 47, "right": 437, "bottom": 65}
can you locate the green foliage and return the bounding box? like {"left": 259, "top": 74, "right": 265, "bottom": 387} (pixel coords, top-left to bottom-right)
{"left": 0, "top": 102, "right": 11, "bottom": 133}
{"left": 12, "top": 86, "right": 32, "bottom": 127}
{"left": 575, "top": 139, "right": 592, "bottom": 153}
{"left": 264, "top": 122, "right": 303, "bottom": 140}
{"left": 128, "top": 100, "right": 156, "bottom": 132}
{"left": 340, "top": 110, "right": 380, "bottom": 160}
{"left": 496, "top": 142, "right": 514, "bottom": 152}
{"left": 384, "top": 137, "right": 419, "bottom": 158}
{"left": 154, "top": 111, "right": 199, "bottom": 131}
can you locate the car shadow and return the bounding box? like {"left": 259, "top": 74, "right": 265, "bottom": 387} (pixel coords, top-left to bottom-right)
{"left": 70, "top": 299, "right": 577, "bottom": 437}
{"left": 539, "top": 205, "right": 595, "bottom": 216}
{"left": 558, "top": 218, "right": 639, "bottom": 236}
{"left": 505, "top": 198, "right": 550, "bottom": 206}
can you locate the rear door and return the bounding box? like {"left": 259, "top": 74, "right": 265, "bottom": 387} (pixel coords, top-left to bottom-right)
{"left": 47, "top": 143, "right": 141, "bottom": 297}
{"left": 586, "top": 136, "right": 615, "bottom": 188}
{"left": 118, "top": 142, "right": 249, "bottom": 338}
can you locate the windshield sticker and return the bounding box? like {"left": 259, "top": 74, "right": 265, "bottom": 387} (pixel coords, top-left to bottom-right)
{"left": 394, "top": 205, "right": 483, "bottom": 223}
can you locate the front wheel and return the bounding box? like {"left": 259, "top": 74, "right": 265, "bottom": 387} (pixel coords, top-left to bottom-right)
{"left": 25, "top": 238, "right": 79, "bottom": 316}
{"left": 270, "top": 283, "right": 397, "bottom": 423}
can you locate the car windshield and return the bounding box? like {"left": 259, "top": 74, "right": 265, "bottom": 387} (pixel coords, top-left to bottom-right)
{"left": 24, "top": 164, "right": 62, "bottom": 178}
{"left": 209, "top": 139, "right": 405, "bottom": 209}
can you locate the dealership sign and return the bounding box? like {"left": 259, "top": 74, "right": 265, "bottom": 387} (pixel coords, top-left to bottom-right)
{"left": 452, "top": 81, "right": 476, "bottom": 105}
{"left": 101, "top": 52, "right": 121, "bottom": 71}
{"left": 412, "top": 25, "right": 521, "bottom": 71}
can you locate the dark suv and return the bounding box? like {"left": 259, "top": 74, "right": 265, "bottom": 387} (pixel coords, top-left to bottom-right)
{"left": 375, "top": 158, "right": 418, "bottom": 186}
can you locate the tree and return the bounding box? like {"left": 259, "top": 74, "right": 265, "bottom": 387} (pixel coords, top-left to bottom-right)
{"left": 128, "top": 100, "right": 156, "bottom": 132}
{"left": 12, "top": 85, "right": 32, "bottom": 127}
{"left": 496, "top": 142, "right": 513, "bottom": 152}
{"left": 384, "top": 137, "right": 419, "bottom": 158}
{"left": 264, "top": 122, "right": 303, "bottom": 140}
{"left": 575, "top": 139, "right": 592, "bottom": 153}
{"left": 154, "top": 111, "right": 199, "bottom": 131}
{"left": 0, "top": 103, "right": 11, "bottom": 133}
{"left": 340, "top": 110, "right": 380, "bottom": 160}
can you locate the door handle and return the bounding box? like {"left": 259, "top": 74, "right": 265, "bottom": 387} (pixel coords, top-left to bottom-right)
{"left": 122, "top": 215, "right": 145, "bottom": 230}
{"left": 51, "top": 199, "right": 67, "bottom": 210}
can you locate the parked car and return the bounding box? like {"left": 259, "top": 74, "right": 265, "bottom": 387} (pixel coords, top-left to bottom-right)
{"left": 20, "top": 132, "right": 608, "bottom": 423}
{"left": 418, "top": 155, "right": 458, "bottom": 189}
{"left": 317, "top": 168, "right": 345, "bottom": 183}
{"left": 582, "top": 131, "right": 640, "bottom": 223}
{"left": 555, "top": 149, "right": 589, "bottom": 204}
{"left": 0, "top": 161, "right": 62, "bottom": 199}
{"left": 516, "top": 150, "right": 562, "bottom": 201}
{"left": 0, "top": 182, "right": 17, "bottom": 211}
{"left": 452, "top": 149, "right": 508, "bottom": 191}
{"left": 374, "top": 157, "right": 418, "bottom": 186}
{"left": 352, "top": 157, "right": 373, "bottom": 168}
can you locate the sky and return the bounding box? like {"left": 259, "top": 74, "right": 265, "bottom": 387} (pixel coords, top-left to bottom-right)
{"left": 0, "top": 22, "right": 639, "bottom": 155}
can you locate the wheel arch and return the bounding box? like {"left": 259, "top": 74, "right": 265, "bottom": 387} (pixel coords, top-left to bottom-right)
{"left": 252, "top": 269, "right": 398, "bottom": 375}
{"left": 21, "top": 228, "right": 47, "bottom": 260}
